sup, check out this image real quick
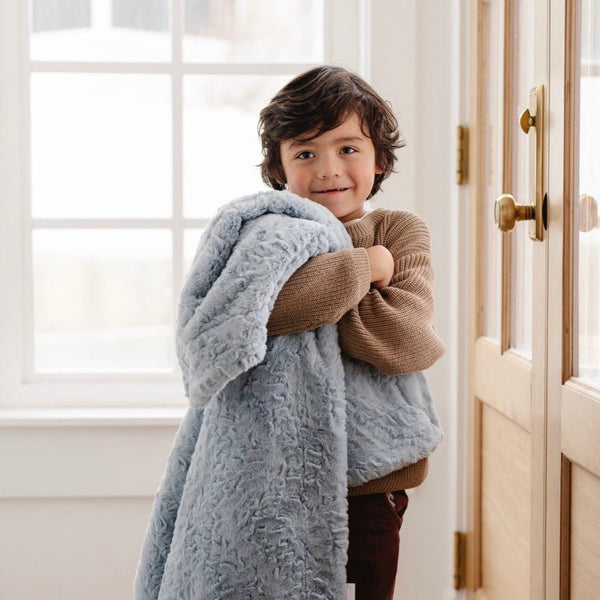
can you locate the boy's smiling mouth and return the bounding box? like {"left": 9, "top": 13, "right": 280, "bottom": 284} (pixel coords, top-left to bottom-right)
{"left": 313, "top": 187, "right": 349, "bottom": 194}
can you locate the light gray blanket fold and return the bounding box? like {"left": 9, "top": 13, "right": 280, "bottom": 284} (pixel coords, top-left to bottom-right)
{"left": 134, "top": 190, "right": 442, "bottom": 600}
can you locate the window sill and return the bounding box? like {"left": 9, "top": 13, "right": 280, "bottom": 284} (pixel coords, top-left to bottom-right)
{"left": 0, "top": 406, "right": 187, "bottom": 427}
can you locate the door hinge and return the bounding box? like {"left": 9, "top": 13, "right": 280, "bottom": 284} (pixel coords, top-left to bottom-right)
{"left": 456, "top": 125, "right": 469, "bottom": 185}
{"left": 454, "top": 531, "right": 467, "bottom": 590}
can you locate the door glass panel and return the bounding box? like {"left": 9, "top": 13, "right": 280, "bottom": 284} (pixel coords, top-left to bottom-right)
{"left": 510, "top": 0, "right": 534, "bottom": 357}
{"left": 576, "top": 0, "right": 600, "bottom": 386}
{"left": 511, "top": 226, "right": 533, "bottom": 355}
{"left": 481, "top": 0, "right": 503, "bottom": 341}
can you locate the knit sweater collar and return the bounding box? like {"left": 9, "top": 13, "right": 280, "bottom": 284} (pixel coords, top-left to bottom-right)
{"left": 343, "top": 206, "right": 388, "bottom": 234}
{"left": 342, "top": 208, "right": 372, "bottom": 227}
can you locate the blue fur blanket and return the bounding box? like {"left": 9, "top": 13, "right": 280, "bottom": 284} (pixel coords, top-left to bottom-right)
{"left": 134, "top": 190, "right": 442, "bottom": 600}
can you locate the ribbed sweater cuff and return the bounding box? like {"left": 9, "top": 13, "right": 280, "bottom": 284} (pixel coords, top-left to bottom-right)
{"left": 347, "top": 458, "right": 429, "bottom": 496}
{"left": 352, "top": 247, "right": 372, "bottom": 298}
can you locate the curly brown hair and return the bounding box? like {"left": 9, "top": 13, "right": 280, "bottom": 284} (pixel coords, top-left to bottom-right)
{"left": 258, "top": 65, "right": 404, "bottom": 198}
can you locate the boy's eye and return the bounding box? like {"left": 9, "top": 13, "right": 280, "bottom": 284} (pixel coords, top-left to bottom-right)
{"left": 340, "top": 146, "right": 357, "bottom": 154}
{"left": 296, "top": 151, "right": 314, "bottom": 160}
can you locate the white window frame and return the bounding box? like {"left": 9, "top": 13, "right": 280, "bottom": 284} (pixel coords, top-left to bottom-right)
{"left": 0, "top": 0, "right": 370, "bottom": 412}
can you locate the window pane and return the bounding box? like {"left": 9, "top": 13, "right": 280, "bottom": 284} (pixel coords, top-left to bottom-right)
{"left": 33, "top": 229, "right": 172, "bottom": 373}
{"left": 30, "top": 0, "right": 171, "bottom": 62}
{"left": 576, "top": 0, "right": 600, "bottom": 386}
{"left": 183, "top": 0, "right": 324, "bottom": 63}
{"left": 31, "top": 73, "right": 171, "bottom": 218}
{"left": 183, "top": 75, "right": 289, "bottom": 218}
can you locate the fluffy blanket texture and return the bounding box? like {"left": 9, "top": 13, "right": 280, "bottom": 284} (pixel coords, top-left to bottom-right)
{"left": 134, "top": 190, "right": 442, "bottom": 600}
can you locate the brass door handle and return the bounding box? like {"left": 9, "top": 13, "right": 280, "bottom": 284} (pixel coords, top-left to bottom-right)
{"left": 494, "top": 85, "right": 545, "bottom": 240}
{"left": 494, "top": 194, "right": 535, "bottom": 232}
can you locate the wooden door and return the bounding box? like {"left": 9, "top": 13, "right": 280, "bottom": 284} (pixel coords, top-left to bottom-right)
{"left": 547, "top": 1, "right": 600, "bottom": 598}
{"left": 467, "top": 0, "right": 548, "bottom": 597}
{"left": 467, "top": 0, "right": 600, "bottom": 598}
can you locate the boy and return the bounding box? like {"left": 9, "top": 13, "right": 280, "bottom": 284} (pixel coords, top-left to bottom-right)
{"left": 258, "top": 65, "right": 445, "bottom": 600}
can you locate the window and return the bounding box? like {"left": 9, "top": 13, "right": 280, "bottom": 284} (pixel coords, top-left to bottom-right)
{"left": 0, "top": 0, "right": 366, "bottom": 407}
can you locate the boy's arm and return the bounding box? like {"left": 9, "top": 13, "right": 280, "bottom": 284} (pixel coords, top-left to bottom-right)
{"left": 338, "top": 211, "right": 446, "bottom": 375}
{"left": 266, "top": 248, "right": 371, "bottom": 336}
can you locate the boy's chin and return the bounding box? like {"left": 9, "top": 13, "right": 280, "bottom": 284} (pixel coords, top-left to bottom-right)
{"left": 302, "top": 195, "right": 366, "bottom": 222}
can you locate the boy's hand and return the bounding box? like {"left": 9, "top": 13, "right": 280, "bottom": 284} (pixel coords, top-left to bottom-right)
{"left": 366, "top": 245, "right": 394, "bottom": 289}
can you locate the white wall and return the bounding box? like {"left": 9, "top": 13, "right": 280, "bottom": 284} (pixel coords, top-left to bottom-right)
{"left": 0, "top": 419, "right": 179, "bottom": 600}
{"left": 370, "top": 1, "right": 467, "bottom": 599}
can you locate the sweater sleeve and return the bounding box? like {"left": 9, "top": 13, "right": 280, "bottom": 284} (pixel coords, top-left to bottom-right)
{"left": 338, "top": 211, "right": 446, "bottom": 375}
{"left": 266, "top": 247, "right": 371, "bottom": 336}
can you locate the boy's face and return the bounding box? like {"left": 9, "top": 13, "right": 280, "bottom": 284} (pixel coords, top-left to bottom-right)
{"left": 279, "top": 113, "right": 383, "bottom": 223}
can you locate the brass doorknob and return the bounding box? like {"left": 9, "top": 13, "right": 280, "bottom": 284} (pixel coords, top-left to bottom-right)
{"left": 494, "top": 194, "right": 535, "bottom": 232}
{"left": 519, "top": 108, "right": 535, "bottom": 133}
{"left": 579, "top": 194, "right": 598, "bottom": 232}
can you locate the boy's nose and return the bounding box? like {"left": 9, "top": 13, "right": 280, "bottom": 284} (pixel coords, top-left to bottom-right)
{"left": 317, "top": 155, "right": 343, "bottom": 179}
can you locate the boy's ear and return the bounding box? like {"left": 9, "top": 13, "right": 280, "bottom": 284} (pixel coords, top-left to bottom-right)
{"left": 375, "top": 162, "right": 384, "bottom": 175}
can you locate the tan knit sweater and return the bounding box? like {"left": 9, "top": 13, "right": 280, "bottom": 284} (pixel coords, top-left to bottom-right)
{"left": 266, "top": 207, "right": 445, "bottom": 495}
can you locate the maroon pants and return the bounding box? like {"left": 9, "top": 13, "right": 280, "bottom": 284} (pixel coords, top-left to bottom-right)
{"left": 346, "top": 490, "right": 409, "bottom": 600}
